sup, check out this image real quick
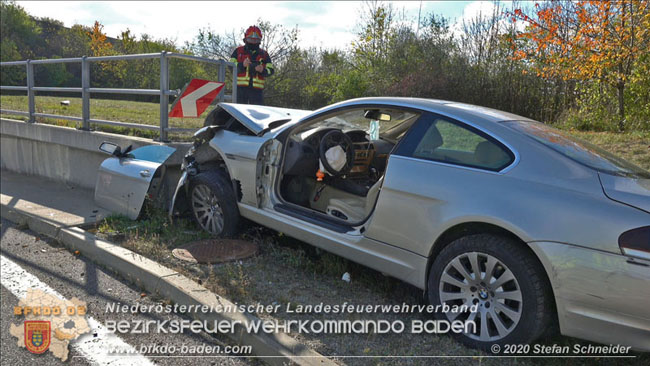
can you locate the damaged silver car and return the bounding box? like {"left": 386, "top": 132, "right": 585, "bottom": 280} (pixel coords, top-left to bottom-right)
{"left": 103, "top": 98, "right": 650, "bottom": 352}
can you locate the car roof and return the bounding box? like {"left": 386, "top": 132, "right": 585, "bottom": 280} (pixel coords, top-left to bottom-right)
{"left": 311, "top": 97, "right": 537, "bottom": 124}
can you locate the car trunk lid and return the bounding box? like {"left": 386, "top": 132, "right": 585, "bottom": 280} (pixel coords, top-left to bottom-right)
{"left": 598, "top": 172, "right": 650, "bottom": 214}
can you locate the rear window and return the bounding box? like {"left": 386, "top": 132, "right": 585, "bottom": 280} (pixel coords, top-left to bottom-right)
{"left": 503, "top": 121, "right": 649, "bottom": 178}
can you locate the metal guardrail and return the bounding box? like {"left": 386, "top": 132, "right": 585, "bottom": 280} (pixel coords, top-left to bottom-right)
{"left": 0, "top": 51, "right": 237, "bottom": 141}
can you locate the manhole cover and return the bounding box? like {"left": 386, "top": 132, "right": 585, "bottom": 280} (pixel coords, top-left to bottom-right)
{"left": 172, "top": 239, "right": 258, "bottom": 264}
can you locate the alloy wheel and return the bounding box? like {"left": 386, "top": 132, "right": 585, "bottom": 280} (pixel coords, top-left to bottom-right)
{"left": 438, "top": 251, "right": 523, "bottom": 341}
{"left": 191, "top": 184, "right": 224, "bottom": 235}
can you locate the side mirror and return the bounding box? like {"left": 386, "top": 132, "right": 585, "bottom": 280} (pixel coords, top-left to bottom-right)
{"left": 99, "top": 142, "right": 120, "bottom": 156}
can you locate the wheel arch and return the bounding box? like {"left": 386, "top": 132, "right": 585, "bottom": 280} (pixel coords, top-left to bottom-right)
{"left": 170, "top": 143, "right": 239, "bottom": 218}
{"left": 186, "top": 169, "right": 241, "bottom": 237}
{"left": 427, "top": 222, "right": 524, "bottom": 262}
{"left": 424, "top": 221, "right": 559, "bottom": 330}
{"left": 194, "top": 154, "right": 242, "bottom": 203}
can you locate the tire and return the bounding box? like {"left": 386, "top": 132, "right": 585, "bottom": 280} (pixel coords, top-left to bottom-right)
{"left": 188, "top": 170, "right": 240, "bottom": 237}
{"left": 428, "top": 234, "right": 552, "bottom": 351}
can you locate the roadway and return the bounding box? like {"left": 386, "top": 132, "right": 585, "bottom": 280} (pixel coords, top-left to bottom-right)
{"left": 1, "top": 218, "right": 253, "bottom": 366}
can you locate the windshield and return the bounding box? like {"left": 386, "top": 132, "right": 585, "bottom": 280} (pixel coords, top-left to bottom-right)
{"left": 303, "top": 108, "right": 420, "bottom": 142}
{"left": 503, "top": 121, "right": 649, "bottom": 179}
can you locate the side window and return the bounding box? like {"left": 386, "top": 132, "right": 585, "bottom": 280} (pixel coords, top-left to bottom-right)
{"left": 398, "top": 116, "right": 514, "bottom": 171}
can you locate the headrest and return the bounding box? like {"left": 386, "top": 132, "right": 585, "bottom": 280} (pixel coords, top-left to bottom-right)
{"left": 419, "top": 125, "right": 443, "bottom": 150}
{"left": 475, "top": 141, "right": 509, "bottom": 167}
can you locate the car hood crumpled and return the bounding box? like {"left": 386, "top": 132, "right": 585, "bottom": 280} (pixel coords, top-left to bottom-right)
{"left": 598, "top": 172, "right": 650, "bottom": 214}
{"left": 219, "top": 103, "right": 311, "bottom": 135}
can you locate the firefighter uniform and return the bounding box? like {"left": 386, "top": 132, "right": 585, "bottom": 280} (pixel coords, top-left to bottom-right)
{"left": 230, "top": 26, "right": 274, "bottom": 105}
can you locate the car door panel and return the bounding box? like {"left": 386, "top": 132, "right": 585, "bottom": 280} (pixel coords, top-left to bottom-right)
{"left": 95, "top": 145, "right": 175, "bottom": 219}
{"left": 364, "top": 155, "right": 524, "bottom": 256}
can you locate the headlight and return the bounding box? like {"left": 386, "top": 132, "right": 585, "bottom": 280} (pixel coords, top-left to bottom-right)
{"left": 619, "top": 226, "right": 650, "bottom": 261}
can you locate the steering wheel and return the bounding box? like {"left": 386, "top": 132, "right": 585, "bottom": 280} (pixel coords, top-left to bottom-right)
{"left": 319, "top": 130, "right": 355, "bottom": 176}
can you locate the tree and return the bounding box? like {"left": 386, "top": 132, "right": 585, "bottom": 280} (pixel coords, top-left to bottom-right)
{"left": 88, "top": 20, "right": 113, "bottom": 56}
{"left": 188, "top": 19, "right": 298, "bottom": 67}
{"left": 189, "top": 28, "right": 237, "bottom": 60}
{"left": 1, "top": 1, "right": 38, "bottom": 85}
{"left": 0, "top": 0, "right": 41, "bottom": 60}
{"left": 352, "top": 0, "right": 396, "bottom": 69}
{"left": 510, "top": 0, "right": 650, "bottom": 130}
{"left": 187, "top": 19, "right": 299, "bottom": 105}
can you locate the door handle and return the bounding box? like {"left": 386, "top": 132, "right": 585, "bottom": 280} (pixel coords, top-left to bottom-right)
{"left": 139, "top": 170, "right": 151, "bottom": 177}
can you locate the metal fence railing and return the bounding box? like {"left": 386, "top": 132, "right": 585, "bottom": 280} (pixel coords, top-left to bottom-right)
{"left": 0, "top": 51, "right": 237, "bottom": 141}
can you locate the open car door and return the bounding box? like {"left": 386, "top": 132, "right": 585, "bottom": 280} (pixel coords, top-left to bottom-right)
{"left": 95, "top": 144, "right": 176, "bottom": 219}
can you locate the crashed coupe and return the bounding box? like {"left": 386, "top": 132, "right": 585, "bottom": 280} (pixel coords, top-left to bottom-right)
{"left": 98, "top": 97, "right": 650, "bottom": 351}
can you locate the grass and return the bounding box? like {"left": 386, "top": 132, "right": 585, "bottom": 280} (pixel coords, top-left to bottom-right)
{"left": 567, "top": 130, "right": 650, "bottom": 170}
{"left": 437, "top": 119, "right": 485, "bottom": 152}
{"left": 0, "top": 94, "right": 212, "bottom": 140}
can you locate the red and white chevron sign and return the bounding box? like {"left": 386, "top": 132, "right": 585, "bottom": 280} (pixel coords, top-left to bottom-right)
{"left": 169, "top": 79, "right": 224, "bottom": 118}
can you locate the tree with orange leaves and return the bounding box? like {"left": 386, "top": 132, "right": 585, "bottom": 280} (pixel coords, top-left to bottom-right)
{"left": 509, "top": 0, "right": 650, "bottom": 131}
{"left": 87, "top": 21, "right": 125, "bottom": 85}
{"left": 88, "top": 21, "right": 113, "bottom": 56}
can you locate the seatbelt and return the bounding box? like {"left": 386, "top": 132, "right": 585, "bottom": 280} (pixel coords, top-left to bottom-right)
{"left": 313, "top": 184, "right": 327, "bottom": 202}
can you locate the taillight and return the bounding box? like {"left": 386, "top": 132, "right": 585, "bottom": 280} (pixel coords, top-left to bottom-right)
{"left": 619, "top": 226, "right": 650, "bottom": 261}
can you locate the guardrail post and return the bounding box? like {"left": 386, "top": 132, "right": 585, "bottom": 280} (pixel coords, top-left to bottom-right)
{"left": 218, "top": 60, "right": 226, "bottom": 102}
{"left": 26, "top": 60, "right": 35, "bottom": 123}
{"left": 230, "top": 62, "right": 237, "bottom": 103}
{"left": 159, "top": 51, "right": 169, "bottom": 142}
{"left": 81, "top": 56, "right": 91, "bottom": 130}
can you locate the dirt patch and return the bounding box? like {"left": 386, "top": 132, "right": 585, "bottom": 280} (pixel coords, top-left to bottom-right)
{"left": 172, "top": 238, "right": 258, "bottom": 263}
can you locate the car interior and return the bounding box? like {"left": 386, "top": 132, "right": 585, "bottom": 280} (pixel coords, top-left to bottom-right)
{"left": 278, "top": 108, "right": 421, "bottom": 224}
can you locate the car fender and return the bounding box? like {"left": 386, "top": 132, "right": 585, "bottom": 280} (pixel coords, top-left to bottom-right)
{"left": 422, "top": 214, "right": 534, "bottom": 287}
{"left": 528, "top": 240, "right": 650, "bottom": 351}
{"left": 170, "top": 129, "right": 271, "bottom": 217}
{"left": 207, "top": 129, "right": 271, "bottom": 206}
{"left": 169, "top": 170, "right": 188, "bottom": 219}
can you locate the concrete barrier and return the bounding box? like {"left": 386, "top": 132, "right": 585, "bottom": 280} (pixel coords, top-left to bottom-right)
{"left": 1, "top": 117, "right": 190, "bottom": 203}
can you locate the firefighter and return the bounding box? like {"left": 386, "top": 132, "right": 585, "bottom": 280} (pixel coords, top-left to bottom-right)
{"left": 230, "top": 25, "right": 274, "bottom": 105}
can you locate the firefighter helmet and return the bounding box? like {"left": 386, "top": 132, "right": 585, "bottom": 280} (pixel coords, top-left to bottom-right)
{"left": 244, "top": 26, "right": 262, "bottom": 43}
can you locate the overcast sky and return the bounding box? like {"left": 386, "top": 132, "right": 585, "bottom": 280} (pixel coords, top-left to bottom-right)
{"left": 17, "top": 1, "right": 504, "bottom": 50}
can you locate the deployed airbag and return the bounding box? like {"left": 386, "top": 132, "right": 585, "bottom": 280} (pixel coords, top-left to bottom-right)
{"left": 320, "top": 145, "right": 346, "bottom": 174}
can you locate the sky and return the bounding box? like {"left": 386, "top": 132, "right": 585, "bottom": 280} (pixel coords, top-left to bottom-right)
{"left": 16, "top": 1, "right": 506, "bottom": 50}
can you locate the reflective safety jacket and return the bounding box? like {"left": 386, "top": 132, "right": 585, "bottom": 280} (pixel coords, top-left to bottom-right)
{"left": 230, "top": 45, "right": 274, "bottom": 90}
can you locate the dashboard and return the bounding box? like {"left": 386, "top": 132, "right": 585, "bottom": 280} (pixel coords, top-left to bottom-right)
{"left": 283, "top": 128, "right": 392, "bottom": 178}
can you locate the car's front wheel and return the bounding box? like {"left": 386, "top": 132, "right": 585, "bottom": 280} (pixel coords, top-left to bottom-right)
{"left": 189, "top": 170, "right": 239, "bottom": 237}
{"left": 428, "top": 234, "right": 553, "bottom": 350}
